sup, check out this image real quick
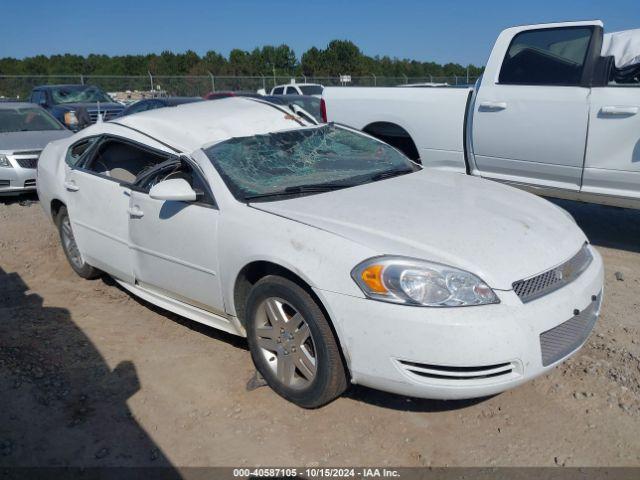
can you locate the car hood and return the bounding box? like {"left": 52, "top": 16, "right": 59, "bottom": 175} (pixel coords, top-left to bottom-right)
{"left": 0, "top": 130, "right": 73, "bottom": 153}
{"left": 252, "top": 170, "right": 588, "bottom": 290}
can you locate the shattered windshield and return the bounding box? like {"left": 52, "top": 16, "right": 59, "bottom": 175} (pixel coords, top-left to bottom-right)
{"left": 204, "top": 123, "right": 418, "bottom": 202}
{"left": 51, "top": 86, "right": 113, "bottom": 105}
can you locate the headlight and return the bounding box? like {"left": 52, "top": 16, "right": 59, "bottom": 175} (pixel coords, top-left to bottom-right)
{"left": 64, "top": 111, "right": 79, "bottom": 127}
{"left": 0, "top": 154, "right": 12, "bottom": 168}
{"left": 351, "top": 256, "right": 499, "bottom": 307}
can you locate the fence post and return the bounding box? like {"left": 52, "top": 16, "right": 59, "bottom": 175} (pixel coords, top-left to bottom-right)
{"left": 148, "top": 71, "right": 154, "bottom": 92}
{"left": 402, "top": 74, "right": 408, "bottom": 84}
{"left": 80, "top": 74, "right": 84, "bottom": 85}
{"left": 372, "top": 73, "right": 376, "bottom": 86}
{"left": 261, "top": 75, "right": 266, "bottom": 91}
{"left": 455, "top": 75, "right": 458, "bottom": 85}
{"left": 208, "top": 72, "right": 215, "bottom": 92}
{"left": 429, "top": 74, "right": 433, "bottom": 83}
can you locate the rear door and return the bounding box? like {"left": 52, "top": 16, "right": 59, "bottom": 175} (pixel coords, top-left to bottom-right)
{"left": 65, "top": 135, "right": 171, "bottom": 282}
{"left": 583, "top": 84, "right": 640, "bottom": 201}
{"left": 472, "top": 24, "right": 600, "bottom": 190}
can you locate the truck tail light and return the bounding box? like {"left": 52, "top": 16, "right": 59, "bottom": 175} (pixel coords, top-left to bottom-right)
{"left": 320, "top": 98, "right": 327, "bottom": 122}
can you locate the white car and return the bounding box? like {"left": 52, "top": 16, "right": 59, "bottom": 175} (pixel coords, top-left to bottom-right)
{"left": 270, "top": 83, "right": 323, "bottom": 97}
{"left": 37, "top": 98, "right": 604, "bottom": 408}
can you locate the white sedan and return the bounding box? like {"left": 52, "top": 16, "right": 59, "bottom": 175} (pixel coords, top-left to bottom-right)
{"left": 37, "top": 98, "right": 604, "bottom": 408}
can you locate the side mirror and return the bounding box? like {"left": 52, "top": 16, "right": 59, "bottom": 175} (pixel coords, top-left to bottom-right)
{"left": 149, "top": 178, "right": 197, "bottom": 202}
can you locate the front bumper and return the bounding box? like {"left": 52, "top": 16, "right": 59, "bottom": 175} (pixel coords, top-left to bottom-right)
{"left": 315, "top": 245, "right": 604, "bottom": 400}
{"left": 0, "top": 155, "right": 38, "bottom": 195}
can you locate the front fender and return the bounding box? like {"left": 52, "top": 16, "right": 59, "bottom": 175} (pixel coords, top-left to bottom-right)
{"left": 218, "top": 206, "right": 375, "bottom": 319}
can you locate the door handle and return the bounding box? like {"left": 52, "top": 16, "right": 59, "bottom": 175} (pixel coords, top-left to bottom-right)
{"left": 64, "top": 181, "right": 79, "bottom": 192}
{"left": 600, "top": 106, "right": 639, "bottom": 116}
{"left": 479, "top": 101, "right": 508, "bottom": 111}
{"left": 127, "top": 206, "right": 144, "bottom": 218}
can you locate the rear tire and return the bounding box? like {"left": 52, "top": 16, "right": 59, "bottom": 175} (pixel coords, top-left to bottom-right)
{"left": 245, "top": 275, "right": 348, "bottom": 408}
{"left": 56, "top": 206, "right": 100, "bottom": 279}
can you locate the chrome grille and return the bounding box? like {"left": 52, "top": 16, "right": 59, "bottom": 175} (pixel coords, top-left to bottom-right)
{"left": 513, "top": 244, "right": 592, "bottom": 303}
{"left": 16, "top": 157, "right": 38, "bottom": 169}
{"left": 87, "top": 108, "right": 123, "bottom": 123}
{"left": 24, "top": 179, "right": 36, "bottom": 188}
{"left": 540, "top": 293, "right": 601, "bottom": 366}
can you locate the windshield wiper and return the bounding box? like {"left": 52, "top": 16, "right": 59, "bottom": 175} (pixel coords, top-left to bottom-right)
{"left": 370, "top": 168, "right": 415, "bottom": 182}
{"left": 244, "top": 182, "right": 355, "bottom": 201}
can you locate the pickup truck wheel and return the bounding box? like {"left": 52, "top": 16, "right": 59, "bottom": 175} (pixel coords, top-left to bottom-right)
{"left": 56, "top": 206, "right": 100, "bottom": 279}
{"left": 245, "top": 275, "right": 347, "bottom": 408}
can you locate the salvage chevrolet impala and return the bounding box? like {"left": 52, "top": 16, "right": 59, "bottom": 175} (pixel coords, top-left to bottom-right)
{"left": 37, "top": 98, "right": 604, "bottom": 407}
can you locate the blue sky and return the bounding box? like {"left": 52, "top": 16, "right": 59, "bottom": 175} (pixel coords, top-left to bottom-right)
{"left": 2, "top": 0, "right": 639, "bottom": 66}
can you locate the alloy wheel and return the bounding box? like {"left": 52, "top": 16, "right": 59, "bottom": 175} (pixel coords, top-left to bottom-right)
{"left": 254, "top": 297, "right": 317, "bottom": 389}
{"left": 61, "top": 215, "right": 84, "bottom": 269}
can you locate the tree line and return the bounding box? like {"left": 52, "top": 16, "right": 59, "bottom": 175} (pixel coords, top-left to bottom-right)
{"left": 0, "top": 41, "right": 483, "bottom": 78}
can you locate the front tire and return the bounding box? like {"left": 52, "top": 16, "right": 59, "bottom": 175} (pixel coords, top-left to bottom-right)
{"left": 56, "top": 206, "right": 100, "bottom": 279}
{"left": 245, "top": 275, "right": 348, "bottom": 408}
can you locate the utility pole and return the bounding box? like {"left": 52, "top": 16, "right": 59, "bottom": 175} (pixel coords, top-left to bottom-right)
{"left": 148, "top": 71, "right": 154, "bottom": 92}
{"left": 208, "top": 72, "right": 215, "bottom": 92}
{"left": 372, "top": 73, "right": 376, "bottom": 86}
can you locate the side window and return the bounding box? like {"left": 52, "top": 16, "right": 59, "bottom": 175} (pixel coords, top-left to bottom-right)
{"left": 272, "top": 87, "right": 284, "bottom": 94}
{"left": 65, "top": 137, "right": 100, "bottom": 167}
{"left": 83, "top": 139, "right": 169, "bottom": 185}
{"left": 499, "top": 27, "right": 593, "bottom": 86}
{"left": 126, "top": 101, "right": 150, "bottom": 114}
{"left": 285, "top": 87, "right": 299, "bottom": 95}
{"left": 31, "top": 91, "right": 44, "bottom": 104}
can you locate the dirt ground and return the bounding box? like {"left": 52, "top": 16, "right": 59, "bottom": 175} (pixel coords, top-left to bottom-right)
{"left": 1, "top": 193, "right": 639, "bottom": 469}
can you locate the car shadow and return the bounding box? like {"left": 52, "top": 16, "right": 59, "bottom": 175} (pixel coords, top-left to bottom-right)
{"left": 549, "top": 198, "right": 640, "bottom": 253}
{"left": 0, "top": 267, "right": 181, "bottom": 474}
{"left": 344, "top": 385, "right": 492, "bottom": 412}
{"left": 0, "top": 191, "right": 39, "bottom": 206}
{"left": 103, "top": 276, "right": 249, "bottom": 352}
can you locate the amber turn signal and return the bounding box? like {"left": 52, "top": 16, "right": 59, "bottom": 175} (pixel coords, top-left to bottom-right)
{"left": 361, "top": 264, "right": 387, "bottom": 293}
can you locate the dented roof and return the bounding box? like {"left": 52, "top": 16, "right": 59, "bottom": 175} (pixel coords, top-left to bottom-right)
{"left": 113, "top": 97, "right": 308, "bottom": 153}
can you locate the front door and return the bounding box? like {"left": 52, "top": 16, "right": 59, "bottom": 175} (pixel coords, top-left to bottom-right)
{"left": 127, "top": 161, "right": 225, "bottom": 315}
{"left": 472, "top": 25, "right": 595, "bottom": 190}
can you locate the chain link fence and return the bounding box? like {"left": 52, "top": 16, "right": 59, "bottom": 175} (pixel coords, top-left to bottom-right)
{"left": 0, "top": 74, "right": 479, "bottom": 101}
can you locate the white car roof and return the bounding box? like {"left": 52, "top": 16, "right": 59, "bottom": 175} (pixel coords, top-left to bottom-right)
{"left": 113, "top": 97, "right": 307, "bottom": 152}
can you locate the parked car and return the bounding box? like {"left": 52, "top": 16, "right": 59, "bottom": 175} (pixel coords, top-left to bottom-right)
{"left": 270, "top": 83, "right": 323, "bottom": 97}
{"left": 0, "top": 102, "right": 72, "bottom": 195}
{"left": 117, "top": 97, "right": 203, "bottom": 118}
{"left": 204, "top": 91, "right": 263, "bottom": 100}
{"left": 322, "top": 20, "right": 640, "bottom": 210}
{"left": 29, "top": 85, "right": 124, "bottom": 131}
{"left": 261, "top": 95, "right": 323, "bottom": 122}
{"left": 37, "top": 98, "right": 603, "bottom": 408}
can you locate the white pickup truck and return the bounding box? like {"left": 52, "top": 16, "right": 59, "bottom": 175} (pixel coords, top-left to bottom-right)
{"left": 322, "top": 21, "right": 640, "bottom": 209}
